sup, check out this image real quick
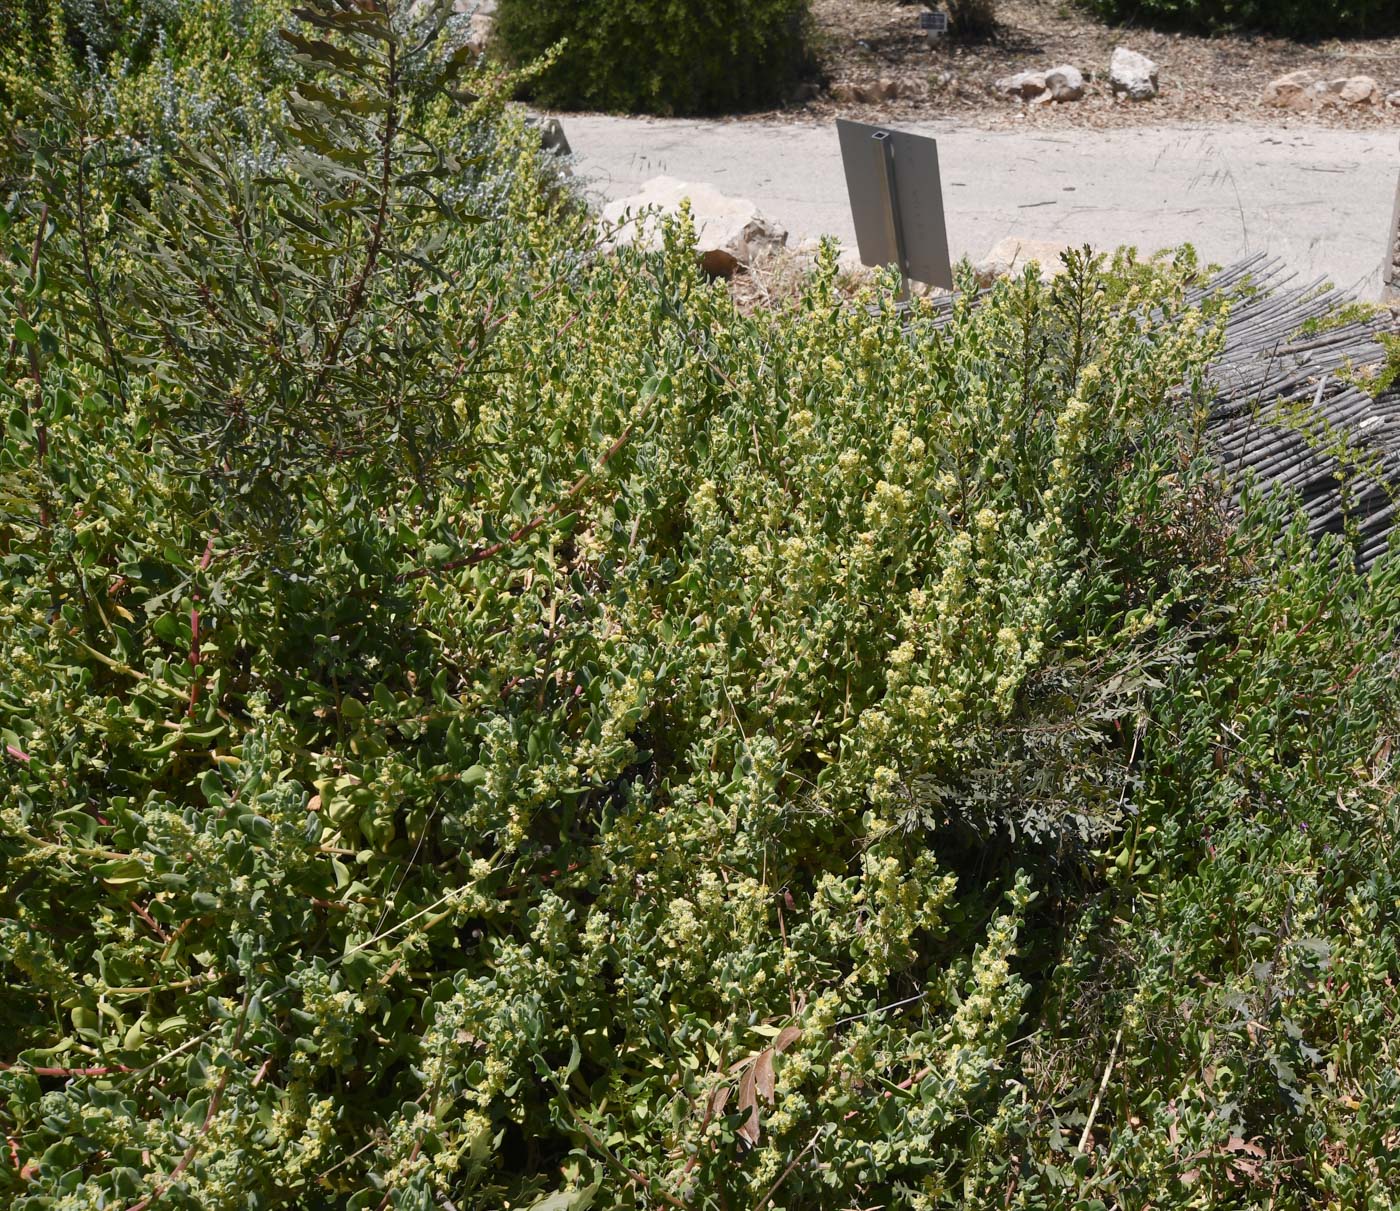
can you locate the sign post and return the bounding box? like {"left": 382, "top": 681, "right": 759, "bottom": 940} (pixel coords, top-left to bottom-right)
{"left": 872, "top": 131, "right": 911, "bottom": 299}
{"left": 919, "top": 10, "right": 949, "bottom": 43}
{"left": 837, "top": 118, "right": 954, "bottom": 297}
{"left": 1385, "top": 158, "right": 1400, "bottom": 302}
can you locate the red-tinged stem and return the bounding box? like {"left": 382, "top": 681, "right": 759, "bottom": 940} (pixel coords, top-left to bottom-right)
{"left": 842, "top": 1065, "right": 933, "bottom": 1122}
{"left": 123, "top": 987, "right": 249, "bottom": 1211}
{"left": 130, "top": 900, "right": 169, "bottom": 942}
{"left": 188, "top": 535, "right": 216, "bottom": 718}
{"left": 124, "top": 1069, "right": 230, "bottom": 1211}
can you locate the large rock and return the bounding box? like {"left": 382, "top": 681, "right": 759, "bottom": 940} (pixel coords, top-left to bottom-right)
{"left": 994, "top": 70, "right": 1048, "bottom": 101}
{"left": 1263, "top": 71, "right": 1381, "bottom": 110}
{"left": 994, "top": 65, "right": 1084, "bottom": 103}
{"left": 407, "top": 0, "right": 495, "bottom": 52}
{"left": 1261, "top": 69, "right": 1315, "bottom": 110}
{"left": 1334, "top": 75, "right": 1380, "bottom": 106}
{"left": 602, "top": 177, "right": 788, "bottom": 277}
{"left": 1109, "top": 47, "right": 1159, "bottom": 101}
{"left": 973, "top": 237, "right": 1072, "bottom": 287}
{"left": 455, "top": 0, "right": 496, "bottom": 54}
{"left": 1045, "top": 65, "right": 1086, "bottom": 102}
{"left": 406, "top": 0, "right": 492, "bottom": 51}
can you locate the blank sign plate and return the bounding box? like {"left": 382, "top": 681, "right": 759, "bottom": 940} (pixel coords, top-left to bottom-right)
{"left": 837, "top": 118, "right": 953, "bottom": 290}
{"left": 1386, "top": 170, "right": 1400, "bottom": 299}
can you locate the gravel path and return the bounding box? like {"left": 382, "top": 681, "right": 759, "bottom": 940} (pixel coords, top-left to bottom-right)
{"left": 566, "top": 116, "right": 1400, "bottom": 298}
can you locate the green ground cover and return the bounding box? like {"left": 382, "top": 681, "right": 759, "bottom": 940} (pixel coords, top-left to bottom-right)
{"left": 1, "top": 3, "right": 1397, "bottom": 1208}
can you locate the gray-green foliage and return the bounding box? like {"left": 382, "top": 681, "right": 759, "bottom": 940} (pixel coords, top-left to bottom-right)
{"left": 2, "top": 2, "right": 1400, "bottom": 1209}
{"left": 0, "top": 0, "right": 295, "bottom": 174}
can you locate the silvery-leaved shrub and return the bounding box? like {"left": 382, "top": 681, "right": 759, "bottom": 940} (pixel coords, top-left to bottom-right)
{"left": 1, "top": 0, "right": 295, "bottom": 173}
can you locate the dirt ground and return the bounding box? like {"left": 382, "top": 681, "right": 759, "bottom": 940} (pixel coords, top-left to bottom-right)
{"left": 769, "top": 0, "right": 1400, "bottom": 129}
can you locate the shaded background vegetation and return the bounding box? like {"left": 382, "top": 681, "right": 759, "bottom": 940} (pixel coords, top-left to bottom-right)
{"left": 492, "top": 0, "right": 816, "bottom": 115}
{"left": 1084, "top": 0, "right": 1400, "bottom": 38}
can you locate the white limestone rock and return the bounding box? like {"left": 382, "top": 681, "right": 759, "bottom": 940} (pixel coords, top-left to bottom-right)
{"left": 602, "top": 177, "right": 789, "bottom": 277}
{"left": 1264, "top": 71, "right": 1381, "bottom": 110}
{"left": 1261, "top": 69, "right": 1316, "bottom": 110}
{"left": 994, "top": 66, "right": 1084, "bottom": 103}
{"left": 1110, "top": 47, "right": 1159, "bottom": 101}
{"left": 994, "top": 70, "right": 1049, "bottom": 101}
{"left": 1045, "top": 65, "right": 1086, "bottom": 102}
{"left": 973, "top": 237, "right": 1072, "bottom": 287}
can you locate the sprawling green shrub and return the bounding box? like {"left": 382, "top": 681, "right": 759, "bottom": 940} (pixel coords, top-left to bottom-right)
{"left": 4, "top": 1, "right": 1400, "bottom": 1208}
{"left": 1085, "top": 0, "right": 1399, "bottom": 38}
{"left": 493, "top": 0, "right": 815, "bottom": 116}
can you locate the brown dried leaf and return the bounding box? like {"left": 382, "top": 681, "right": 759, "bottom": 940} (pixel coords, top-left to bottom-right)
{"left": 707, "top": 1083, "right": 731, "bottom": 1121}
{"left": 1222, "top": 1136, "right": 1266, "bottom": 1182}
{"left": 774, "top": 1025, "right": 802, "bottom": 1053}
{"left": 754, "top": 1049, "right": 776, "bottom": 1104}
{"left": 737, "top": 1063, "right": 760, "bottom": 1146}
{"left": 1225, "top": 1136, "right": 1266, "bottom": 1157}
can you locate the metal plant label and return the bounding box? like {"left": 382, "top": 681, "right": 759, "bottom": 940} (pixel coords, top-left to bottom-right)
{"left": 837, "top": 118, "right": 954, "bottom": 293}
{"left": 1386, "top": 166, "right": 1400, "bottom": 301}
